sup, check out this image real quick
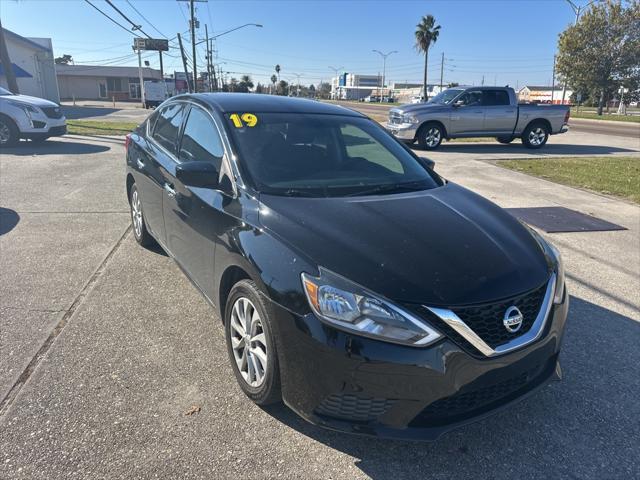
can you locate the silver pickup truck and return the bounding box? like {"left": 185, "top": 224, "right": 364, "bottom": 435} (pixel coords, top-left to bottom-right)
{"left": 386, "top": 86, "right": 569, "bottom": 150}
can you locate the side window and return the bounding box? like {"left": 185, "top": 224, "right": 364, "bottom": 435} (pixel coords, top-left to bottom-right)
{"left": 152, "top": 103, "right": 186, "bottom": 155}
{"left": 178, "top": 107, "right": 224, "bottom": 169}
{"left": 458, "top": 90, "right": 483, "bottom": 107}
{"left": 483, "top": 90, "right": 510, "bottom": 106}
{"left": 340, "top": 124, "right": 404, "bottom": 174}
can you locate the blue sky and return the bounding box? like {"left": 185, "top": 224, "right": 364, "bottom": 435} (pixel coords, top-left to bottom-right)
{"left": 2, "top": 0, "right": 585, "bottom": 88}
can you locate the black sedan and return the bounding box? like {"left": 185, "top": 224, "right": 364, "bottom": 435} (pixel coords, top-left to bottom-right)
{"left": 125, "top": 93, "right": 568, "bottom": 440}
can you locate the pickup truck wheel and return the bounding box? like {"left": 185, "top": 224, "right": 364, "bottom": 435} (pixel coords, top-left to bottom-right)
{"left": 496, "top": 136, "right": 513, "bottom": 144}
{"left": 0, "top": 116, "right": 19, "bottom": 148}
{"left": 522, "top": 123, "right": 549, "bottom": 149}
{"left": 417, "top": 123, "right": 443, "bottom": 150}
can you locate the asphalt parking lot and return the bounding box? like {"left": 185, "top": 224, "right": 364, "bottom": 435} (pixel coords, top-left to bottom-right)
{"left": 1, "top": 129, "right": 639, "bottom": 479}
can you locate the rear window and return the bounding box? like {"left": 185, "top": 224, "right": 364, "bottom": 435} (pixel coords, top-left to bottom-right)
{"left": 225, "top": 113, "right": 442, "bottom": 197}
{"left": 483, "top": 90, "right": 510, "bottom": 106}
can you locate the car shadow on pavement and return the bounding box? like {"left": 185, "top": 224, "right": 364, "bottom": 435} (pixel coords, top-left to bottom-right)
{"left": 0, "top": 208, "right": 20, "bottom": 235}
{"left": 1, "top": 140, "right": 111, "bottom": 156}
{"left": 412, "top": 142, "right": 636, "bottom": 156}
{"left": 261, "top": 295, "right": 639, "bottom": 479}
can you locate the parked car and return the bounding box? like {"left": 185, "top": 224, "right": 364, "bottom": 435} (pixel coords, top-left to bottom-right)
{"left": 410, "top": 95, "right": 425, "bottom": 104}
{"left": 125, "top": 93, "right": 568, "bottom": 440}
{"left": 387, "top": 86, "right": 570, "bottom": 149}
{"left": 0, "top": 86, "right": 66, "bottom": 147}
{"left": 143, "top": 80, "right": 168, "bottom": 109}
{"left": 364, "top": 95, "right": 379, "bottom": 103}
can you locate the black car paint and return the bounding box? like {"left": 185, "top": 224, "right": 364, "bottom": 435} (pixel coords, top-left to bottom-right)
{"left": 126, "top": 93, "right": 567, "bottom": 440}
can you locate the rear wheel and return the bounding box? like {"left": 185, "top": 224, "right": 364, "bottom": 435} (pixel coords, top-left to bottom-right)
{"left": 0, "top": 116, "right": 19, "bottom": 148}
{"left": 417, "top": 123, "right": 444, "bottom": 150}
{"left": 522, "top": 123, "right": 549, "bottom": 149}
{"left": 129, "top": 183, "right": 155, "bottom": 247}
{"left": 225, "top": 280, "right": 281, "bottom": 405}
{"left": 496, "top": 136, "right": 514, "bottom": 144}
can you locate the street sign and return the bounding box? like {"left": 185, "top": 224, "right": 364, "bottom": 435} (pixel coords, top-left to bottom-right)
{"left": 133, "top": 38, "right": 169, "bottom": 52}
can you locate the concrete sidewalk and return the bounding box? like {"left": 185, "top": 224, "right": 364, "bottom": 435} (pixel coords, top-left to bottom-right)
{"left": 1, "top": 136, "right": 639, "bottom": 479}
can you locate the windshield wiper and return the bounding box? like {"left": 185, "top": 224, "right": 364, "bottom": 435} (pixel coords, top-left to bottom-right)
{"left": 345, "top": 181, "right": 427, "bottom": 197}
{"left": 281, "top": 188, "right": 318, "bottom": 197}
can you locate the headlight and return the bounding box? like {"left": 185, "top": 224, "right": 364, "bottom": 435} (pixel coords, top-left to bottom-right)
{"left": 402, "top": 114, "right": 419, "bottom": 124}
{"left": 548, "top": 241, "right": 565, "bottom": 304}
{"left": 527, "top": 226, "right": 565, "bottom": 304}
{"left": 301, "top": 268, "right": 442, "bottom": 346}
{"left": 8, "top": 101, "right": 40, "bottom": 119}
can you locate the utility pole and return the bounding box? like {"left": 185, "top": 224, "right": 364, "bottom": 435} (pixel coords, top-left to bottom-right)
{"left": 190, "top": 0, "right": 197, "bottom": 92}
{"left": 0, "top": 19, "right": 19, "bottom": 93}
{"left": 136, "top": 46, "right": 145, "bottom": 108}
{"left": 205, "top": 24, "right": 211, "bottom": 92}
{"left": 481, "top": 75, "right": 485, "bottom": 86}
{"left": 328, "top": 66, "right": 344, "bottom": 100}
{"left": 159, "top": 51, "right": 164, "bottom": 79}
{"left": 439, "top": 52, "right": 444, "bottom": 92}
{"left": 177, "top": 33, "right": 192, "bottom": 93}
{"left": 551, "top": 55, "right": 556, "bottom": 104}
{"left": 210, "top": 39, "right": 218, "bottom": 91}
{"left": 293, "top": 73, "right": 302, "bottom": 96}
{"left": 372, "top": 50, "right": 397, "bottom": 103}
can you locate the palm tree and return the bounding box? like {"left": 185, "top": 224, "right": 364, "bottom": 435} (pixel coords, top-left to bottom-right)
{"left": 275, "top": 64, "right": 281, "bottom": 82}
{"left": 415, "top": 15, "right": 441, "bottom": 102}
{"left": 270, "top": 74, "right": 277, "bottom": 94}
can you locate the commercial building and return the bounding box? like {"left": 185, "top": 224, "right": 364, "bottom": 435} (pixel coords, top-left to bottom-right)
{"left": 55, "top": 64, "right": 162, "bottom": 101}
{"left": 331, "top": 73, "right": 382, "bottom": 100}
{"left": 517, "top": 85, "right": 573, "bottom": 104}
{"left": 0, "top": 28, "right": 59, "bottom": 103}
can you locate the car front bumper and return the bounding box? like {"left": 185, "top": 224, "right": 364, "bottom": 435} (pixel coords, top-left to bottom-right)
{"left": 13, "top": 110, "right": 67, "bottom": 138}
{"left": 268, "top": 292, "right": 569, "bottom": 440}
{"left": 385, "top": 122, "right": 419, "bottom": 141}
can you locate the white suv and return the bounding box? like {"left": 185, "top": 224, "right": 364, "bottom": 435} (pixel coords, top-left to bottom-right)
{"left": 0, "top": 86, "right": 67, "bottom": 147}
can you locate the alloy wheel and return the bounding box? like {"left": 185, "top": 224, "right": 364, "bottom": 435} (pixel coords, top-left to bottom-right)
{"left": 424, "top": 127, "right": 441, "bottom": 147}
{"left": 229, "top": 297, "right": 268, "bottom": 387}
{"left": 528, "top": 127, "right": 546, "bottom": 146}
{"left": 131, "top": 189, "right": 143, "bottom": 238}
{"left": 0, "top": 122, "right": 10, "bottom": 145}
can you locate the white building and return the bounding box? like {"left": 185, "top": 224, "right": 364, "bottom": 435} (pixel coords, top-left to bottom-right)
{"left": 331, "top": 73, "right": 382, "bottom": 100}
{"left": 0, "top": 28, "right": 59, "bottom": 103}
{"left": 517, "top": 85, "right": 573, "bottom": 104}
{"left": 56, "top": 64, "right": 162, "bottom": 101}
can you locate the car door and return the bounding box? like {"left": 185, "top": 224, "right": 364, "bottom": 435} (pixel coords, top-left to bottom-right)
{"left": 448, "top": 89, "right": 485, "bottom": 136}
{"left": 135, "top": 102, "right": 187, "bottom": 245}
{"left": 482, "top": 89, "right": 517, "bottom": 135}
{"left": 161, "top": 103, "right": 228, "bottom": 296}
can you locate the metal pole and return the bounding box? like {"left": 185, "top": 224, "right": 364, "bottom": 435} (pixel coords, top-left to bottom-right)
{"left": 439, "top": 52, "right": 444, "bottom": 92}
{"left": 205, "top": 24, "right": 211, "bottom": 92}
{"left": 381, "top": 58, "right": 386, "bottom": 103}
{"left": 551, "top": 55, "right": 556, "bottom": 104}
{"left": 190, "top": 0, "right": 197, "bottom": 92}
{"left": 177, "top": 33, "right": 192, "bottom": 93}
{"left": 159, "top": 51, "right": 164, "bottom": 79}
{"left": 137, "top": 48, "right": 145, "bottom": 108}
{"left": 211, "top": 40, "right": 218, "bottom": 91}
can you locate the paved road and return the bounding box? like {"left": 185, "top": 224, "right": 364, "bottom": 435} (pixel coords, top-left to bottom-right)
{"left": 1, "top": 135, "right": 639, "bottom": 479}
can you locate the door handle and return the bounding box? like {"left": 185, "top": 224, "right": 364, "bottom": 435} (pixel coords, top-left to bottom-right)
{"left": 136, "top": 158, "right": 145, "bottom": 169}
{"left": 164, "top": 183, "right": 176, "bottom": 197}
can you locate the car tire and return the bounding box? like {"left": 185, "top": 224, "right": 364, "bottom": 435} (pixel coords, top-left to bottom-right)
{"left": 417, "top": 122, "right": 444, "bottom": 150}
{"left": 0, "top": 115, "right": 19, "bottom": 148}
{"left": 129, "top": 183, "right": 155, "bottom": 247}
{"left": 522, "top": 122, "right": 549, "bottom": 149}
{"left": 225, "top": 280, "right": 281, "bottom": 406}
{"left": 496, "top": 136, "right": 514, "bottom": 144}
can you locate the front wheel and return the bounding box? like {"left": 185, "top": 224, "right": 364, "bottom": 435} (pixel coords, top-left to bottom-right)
{"left": 225, "top": 280, "right": 281, "bottom": 405}
{"left": 522, "top": 123, "right": 549, "bottom": 149}
{"left": 417, "top": 123, "right": 444, "bottom": 150}
{"left": 0, "top": 116, "right": 19, "bottom": 148}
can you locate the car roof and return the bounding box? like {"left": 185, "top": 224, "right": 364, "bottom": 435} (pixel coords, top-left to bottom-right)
{"left": 176, "top": 93, "right": 365, "bottom": 117}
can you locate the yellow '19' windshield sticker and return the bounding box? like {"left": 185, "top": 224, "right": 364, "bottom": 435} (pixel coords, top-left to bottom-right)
{"left": 229, "top": 113, "right": 258, "bottom": 128}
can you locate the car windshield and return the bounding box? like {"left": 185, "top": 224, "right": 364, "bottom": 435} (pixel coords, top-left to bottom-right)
{"left": 226, "top": 113, "right": 442, "bottom": 197}
{"left": 428, "top": 88, "right": 463, "bottom": 104}
{"left": 0, "top": 87, "right": 14, "bottom": 96}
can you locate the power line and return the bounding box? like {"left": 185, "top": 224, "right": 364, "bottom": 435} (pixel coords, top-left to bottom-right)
{"left": 104, "top": 0, "right": 152, "bottom": 39}
{"left": 83, "top": 0, "right": 134, "bottom": 36}
{"left": 125, "top": 0, "right": 167, "bottom": 38}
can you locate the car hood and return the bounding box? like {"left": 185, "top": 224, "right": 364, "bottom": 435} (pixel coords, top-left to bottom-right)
{"left": 2, "top": 94, "right": 59, "bottom": 108}
{"left": 258, "top": 183, "right": 551, "bottom": 306}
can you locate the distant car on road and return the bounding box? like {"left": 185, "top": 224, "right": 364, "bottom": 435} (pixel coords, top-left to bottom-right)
{"left": 124, "top": 93, "right": 568, "bottom": 440}
{"left": 410, "top": 95, "right": 425, "bottom": 104}
{"left": 0, "top": 86, "right": 66, "bottom": 147}
{"left": 387, "top": 86, "right": 570, "bottom": 150}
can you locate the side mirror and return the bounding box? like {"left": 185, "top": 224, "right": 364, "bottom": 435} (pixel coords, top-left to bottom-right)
{"left": 453, "top": 100, "right": 465, "bottom": 107}
{"left": 175, "top": 161, "right": 219, "bottom": 189}
{"left": 424, "top": 158, "right": 436, "bottom": 170}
